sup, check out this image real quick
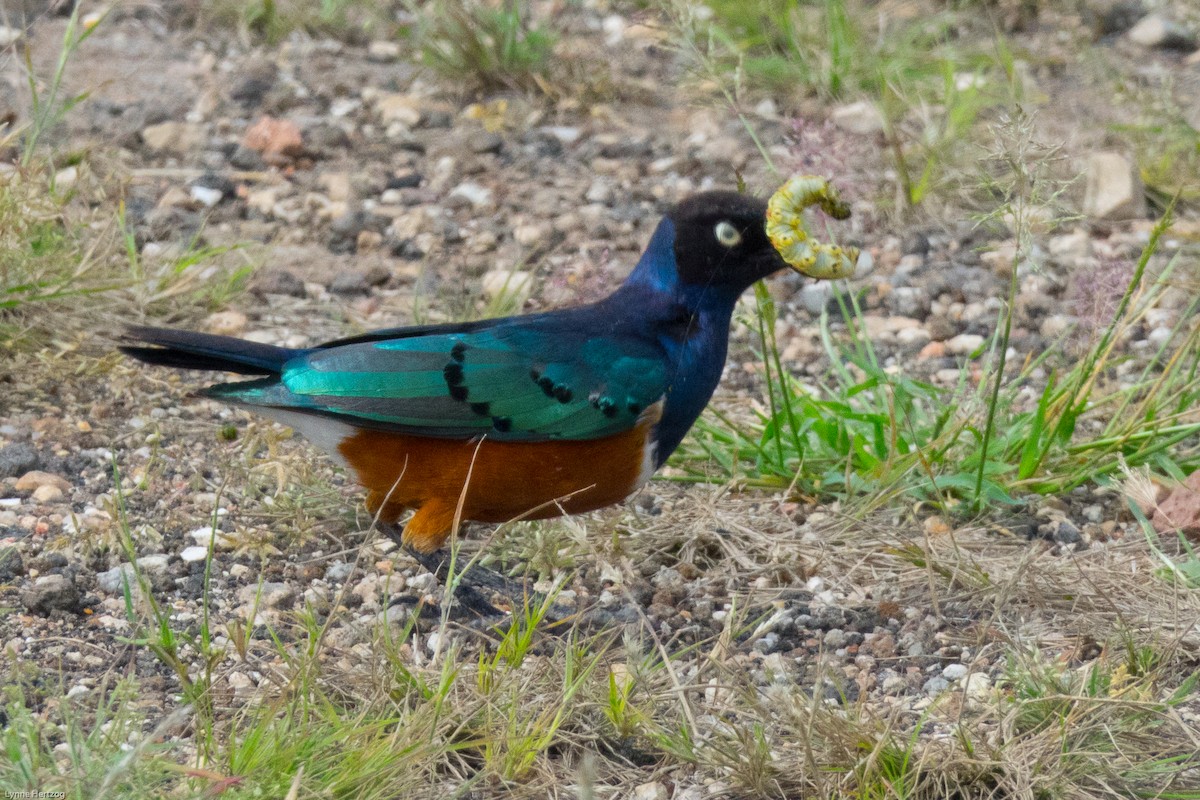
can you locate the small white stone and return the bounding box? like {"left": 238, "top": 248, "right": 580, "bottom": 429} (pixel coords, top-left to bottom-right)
{"left": 601, "top": 14, "right": 625, "bottom": 46}
{"left": 1128, "top": 14, "right": 1195, "bottom": 50}
{"left": 540, "top": 126, "right": 581, "bottom": 144}
{"left": 189, "top": 185, "right": 223, "bottom": 207}
{"left": 963, "top": 672, "right": 992, "bottom": 699}
{"left": 942, "top": 663, "right": 969, "bottom": 681}
{"left": 946, "top": 333, "right": 985, "bottom": 355}
{"left": 367, "top": 40, "right": 402, "bottom": 61}
{"left": 754, "top": 98, "right": 779, "bottom": 119}
{"left": 55, "top": 166, "right": 78, "bottom": 188}
{"left": 180, "top": 545, "right": 210, "bottom": 563}
{"left": 448, "top": 181, "right": 493, "bottom": 210}
{"left": 190, "top": 526, "right": 236, "bottom": 551}
{"left": 1147, "top": 326, "right": 1173, "bottom": 347}
{"left": 633, "top": 782, "right": 668, "bottom": 800}
{"left": 513, "top": 223, "right": 549, "bottom": 247}
{"left": 1082, "top": 151, "right": 1145, "bottom": 220}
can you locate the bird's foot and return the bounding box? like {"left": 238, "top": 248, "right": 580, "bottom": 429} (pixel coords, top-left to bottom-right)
{"left": 377, "top": 522, "right": 524, "bottom": 619}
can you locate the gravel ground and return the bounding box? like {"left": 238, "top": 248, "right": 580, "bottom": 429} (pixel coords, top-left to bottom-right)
{"left": 2, "top": 0, "right": 1200, "bottom": 792}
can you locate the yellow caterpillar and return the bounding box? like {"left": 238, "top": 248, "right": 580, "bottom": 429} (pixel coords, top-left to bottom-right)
{"left": 766, "top": 176, "right": 859, "bottom": 280}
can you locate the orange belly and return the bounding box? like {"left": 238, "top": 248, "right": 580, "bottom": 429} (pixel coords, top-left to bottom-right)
{"left": 337, "top": 420, "right": 656, "bottom": 553}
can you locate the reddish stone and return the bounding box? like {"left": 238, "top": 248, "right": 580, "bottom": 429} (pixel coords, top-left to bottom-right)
{"left": 1152, "top": 470, "right": 1200, "bottom": 539}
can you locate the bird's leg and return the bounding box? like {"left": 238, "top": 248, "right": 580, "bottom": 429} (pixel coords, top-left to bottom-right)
{"left": 376, "top": 521, "right": 513, "bottom": 618}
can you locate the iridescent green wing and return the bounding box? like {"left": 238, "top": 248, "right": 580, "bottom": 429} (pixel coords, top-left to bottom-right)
{"left": 206, "top": 322, "right": 668, "bottom": 441}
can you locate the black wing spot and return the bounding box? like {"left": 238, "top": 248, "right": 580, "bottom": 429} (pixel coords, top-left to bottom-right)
{"left": 530, "top": 368, "right": 541, "bottom": 382}
{"left": 450, "top": 342, "right": 467, "bottom": 362}
{"left": 449, "top": 384, "right": 469, "bottom": 402}
{"left": 492, "top": 416, "right": 512, "bottom": 432}
{"left": 553, "top": 385, "right": 573, "bottom": 404}
{"left": 443, "top": 363, "right": 465, "bottom": 386}
{"left": 537, "top": 375, "right": 556, "bottom": 397}
{"left": 596, "top": 397, "right": 617, "bottom": 418}
{"left": 627, "top": 400, "right": 642, "bottom": 415}
{"left": 470, "top": 401, "right": 491, "bottom": 416}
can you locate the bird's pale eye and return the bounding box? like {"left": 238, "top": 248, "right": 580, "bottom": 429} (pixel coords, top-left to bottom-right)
{"left": 714, "top": 221, "right": 742, "bottom": 248}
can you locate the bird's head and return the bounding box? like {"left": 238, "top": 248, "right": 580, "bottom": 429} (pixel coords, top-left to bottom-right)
{"left": 624, "top": 190, "right": 796, "bottom": 308}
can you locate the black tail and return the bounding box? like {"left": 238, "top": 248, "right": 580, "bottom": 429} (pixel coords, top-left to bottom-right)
{"left": 120, "top": 326, "right": 304, "bottom": 376}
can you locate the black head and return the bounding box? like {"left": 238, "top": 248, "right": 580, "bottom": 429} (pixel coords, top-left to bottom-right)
{"left": 667, "top": 191, "right": 790, "bottom": 293}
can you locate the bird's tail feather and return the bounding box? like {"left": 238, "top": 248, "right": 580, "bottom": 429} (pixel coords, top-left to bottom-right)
{"left": 120, "top": 325, "right": 302, "bottom": 376}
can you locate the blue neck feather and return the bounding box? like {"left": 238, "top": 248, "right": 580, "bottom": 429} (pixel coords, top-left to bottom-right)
{"left": 611, "top": 218, "right": 742, "bottom": 464}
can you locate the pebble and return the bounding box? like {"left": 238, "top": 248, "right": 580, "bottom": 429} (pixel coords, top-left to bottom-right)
{"left": 963, "top": 672, "right": 992, "bottom": 700}
{"left": 942, "top": 663, "right": 969, "bottom": 681}
{"left": 142, "top": 122, "right": 206, "bottom": 156}
{"left": 205, "top": 310, "right": 248, "bottom": 336}
{"left": 1053, "top": 519, "right": 1082, "bottom": 544}
{"left": 447, "top": 181, "right": 493, "bottom": 210}
{"left": 1127, "top": 14, "right": 1195, "bottom": 50}
{"left": 326, "top": 561, "right": 353, "bottom": 582}
{"left": 31, "top": 485, "right": 63, "bottom": 503}
{"left": 945, "top": 333, "right": 985, "bottom": 355}
{"left": 633, "top": 782, "right": 668, "bottom": 800}
{"left": 16, "top": 471, "right": 71, "bottom": 493}
{"left": 584, "top": 178, "right": 615, "bottom": 204}
{"left": 1083, "top": 151, "right": 1145, "bottom": 220}
{"left": 0, "top": 25, "right": 22, "bottom": 47}
{"left": 540, "top": 126, "right": 581, "bottom": 145}
{"left": 190, "top": 526, "right": 236, "bottom": 551}
{"left": 886, "top": 286, "right": 930, "bottom": 319}
{"left": 923, "top": 676, "right": 950, "bottom": 695}
{"left": 189, "top": 185, "right": 223, "bottom": 207}
{"left": 798, "top": 282, "right": 835, "bottom": 315}
{"left": 0, "top": 442, "right": 39, "bottom": 478}
{"left": 180, "top": 546, "right": 209, "bottom": 563}
{"left": 252, "top": 269, "right": 306, "bottom": 298}
{"left": 367, "top": 40, "right": 402, "bottom": 61}
{"left": 229, "top": 59, "right": 277, "bottom": 107}
{"left": 372, "top": 92, "right": 422, "bottom": 127}
{"left": 329, "top": 271, "right": 371, "bottom": 296}
{"left": 22, "top": 574, "right": 82, "bottom": 614}
{"left": 238, "top": 582, "right": 295, "bottom": 609}
{"left": 513, "top": 222, "right": 551, "bottom": 248}
{"left": 1147, "top": 326, "right": 1173, "bottom": 347}
{"left": 98, "top": 555, "right": 170, "bottom": 593}
{"left": 408, "top": 572, "right": 437, "bottom": 596}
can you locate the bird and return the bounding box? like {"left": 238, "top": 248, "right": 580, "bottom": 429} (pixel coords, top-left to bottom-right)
{"left": 121, "top": 190, "right": 812, "bottom": 563}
